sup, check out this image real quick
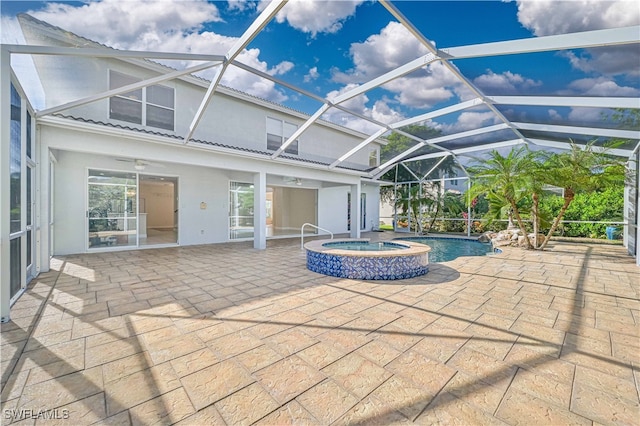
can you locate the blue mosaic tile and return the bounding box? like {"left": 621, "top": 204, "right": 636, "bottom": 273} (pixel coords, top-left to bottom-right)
{"left": 306, "top": 250, "right": 429, "bottom": 280}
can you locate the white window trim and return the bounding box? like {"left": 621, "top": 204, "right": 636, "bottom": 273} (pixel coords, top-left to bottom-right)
{"left": 266, "top": 117, "right": 299, "bottom": 155}
{"left": 108, "top": 70, "right": 175, "bottom": 131}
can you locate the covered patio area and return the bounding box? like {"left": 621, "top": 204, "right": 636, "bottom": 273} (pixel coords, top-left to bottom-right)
{"left": 1, "top": 234, "right": 638, "bottom": 425}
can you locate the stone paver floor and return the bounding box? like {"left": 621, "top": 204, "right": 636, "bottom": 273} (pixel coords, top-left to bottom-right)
{"left": 1, "top": 233, "right": 639, "bottom": 425}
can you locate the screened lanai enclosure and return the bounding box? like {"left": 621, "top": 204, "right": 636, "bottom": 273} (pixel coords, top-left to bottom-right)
{"left": 2, "top": 0, "right": 640, "bottom": 320}
{"left": 4, "top": 2, "right": 638, "bottom": 172}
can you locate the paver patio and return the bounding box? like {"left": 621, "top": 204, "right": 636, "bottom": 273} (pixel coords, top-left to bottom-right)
{"left": 1, "top": 233, "right": 639, "bottom": 425}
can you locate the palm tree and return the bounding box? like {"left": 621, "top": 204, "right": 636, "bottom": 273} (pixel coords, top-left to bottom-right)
{"left": 467, "top": 146, "right": 536, "bottom": 249}
{"left": 538, "top": 141, "right": 625, "bottom": 250}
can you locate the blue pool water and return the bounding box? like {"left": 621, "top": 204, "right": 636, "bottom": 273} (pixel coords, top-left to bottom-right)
{"left": 396, "top": 237, "right": 495, "bottom": 262}
{"left": 322, "top": 241, "right": 407, "bottom": 251}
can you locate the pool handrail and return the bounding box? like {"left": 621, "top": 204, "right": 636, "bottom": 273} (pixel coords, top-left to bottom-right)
{"left": 301, "top": 223, "right": 333, "bottom": 249}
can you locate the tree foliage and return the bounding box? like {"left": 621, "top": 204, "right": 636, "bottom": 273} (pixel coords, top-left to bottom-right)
{"left": 467, "top": 146, "right": 536, "bottom": 248}
{"left": 467, "top": 141, "right": 626, "bottom": 249}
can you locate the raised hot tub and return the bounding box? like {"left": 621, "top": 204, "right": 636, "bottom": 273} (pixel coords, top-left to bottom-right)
{"left": 304, "top": 238, "right": 430, "bottom": 280}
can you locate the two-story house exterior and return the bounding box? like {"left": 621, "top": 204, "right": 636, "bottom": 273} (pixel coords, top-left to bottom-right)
{"left": 1, "top": 14, "right": 384, "bottom": 320}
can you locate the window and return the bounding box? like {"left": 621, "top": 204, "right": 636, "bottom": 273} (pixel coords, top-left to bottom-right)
{"left": 369, "top": 148, "right": 379, "bottom": 167}
{"left": 109, "top": 70, "right": 175, "bottom": 131}
{"left": 10, "top": 84, "right": 21, "bottom": 234}
{"left": 266, "top": 117, "right": 298, "bottom": 155}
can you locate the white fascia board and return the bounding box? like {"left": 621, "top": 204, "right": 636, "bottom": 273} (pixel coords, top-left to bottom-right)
{"left": 271, "top": 104, "right": 330, "bottom": 159}
{"left": 3, "top": 44, "right": 226, "bottom": 62}
{"left": 38, "top": 115, "right": 368, "bottom": 180}
{"left": 390, "top": 98, "right": 484, "bottom": 129}
{"left": 330, "top": 53, "right": 438, "bottom": 105}
{"left": 442, "top": 26, "right": 640, "bottom": 59}
{"left": 514, "top": 122, "right": 640, "bottom": 140}
{"left": 489, "top": 96, "right": 640, "bottom": 109}
{"left": 528, "top": 138, "right": 633, "bottom": 157}
{"left": 330, "top": 128, "right": 388, "bottom": 168}
{"left": 37, "top": 61, "right": 222, "bottom": 117}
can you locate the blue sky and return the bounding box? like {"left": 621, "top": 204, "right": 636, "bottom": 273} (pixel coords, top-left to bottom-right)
{"left": 1, "top": 0, "right": 639, "bottom": 136}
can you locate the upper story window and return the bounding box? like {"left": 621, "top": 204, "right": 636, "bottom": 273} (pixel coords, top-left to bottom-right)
{"left": 109, "top": 70, "right": 175, "bottom": 131}
{"left": 266, "top": 117, "right": 298, "bottom": 155}
{"left": 369, "top": 148, "right": 379, "bottom": 167}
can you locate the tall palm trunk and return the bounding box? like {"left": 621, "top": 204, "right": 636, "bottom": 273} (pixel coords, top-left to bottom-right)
{"left": 540, "top": 188, "right": 574, "bottom": 250}
{"left": 510, "top": 199, "right": 533, "bottom": 249}
{"left": 532, "top": 192, "right": 540, "bottom": 248}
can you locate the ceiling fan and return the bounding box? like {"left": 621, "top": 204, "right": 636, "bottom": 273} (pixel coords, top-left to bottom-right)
{"left": 114, "top": 158, "right": 165, "bottom": 171}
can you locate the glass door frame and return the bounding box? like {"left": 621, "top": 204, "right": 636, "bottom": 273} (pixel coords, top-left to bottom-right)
{"left": 138, "top": 173, "right": 180, "bottom": 247}
{"left": 86, "top": 168, "right": 139, "bottom": 251}
{"left": 86, "top": 168, "right": 180, "bottom": 251}
{"left": 26, "top": 161, "right": 36, "bottom": 282}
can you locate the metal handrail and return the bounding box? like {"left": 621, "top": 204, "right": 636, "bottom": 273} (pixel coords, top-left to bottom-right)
{"left": 301, "top": 223, "right": 333, "bottom": 249}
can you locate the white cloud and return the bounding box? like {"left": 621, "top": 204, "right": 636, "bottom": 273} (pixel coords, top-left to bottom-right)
{"left": 23, "top": 0, "right": 294, "bottom": 103}
{"left": 444, "top": 111, "right": 500, "bottom": 133}
{"left": 370, "top": 99, "right": 405, "bottom": 126}
{"left": 563, "top": 77, "right": 640, "bottom": 96}
{"left": 331, "top": 21, "right": 463, "bottom": 114}
{"left": 227, "top": 0, "right": 258, "bottom": 13}
{"left": 554, "top": 77, "right": 639, "bottom": 126}
{"left": 321, "top": 84, "right": 391, "bottom": 134}
{"left": 548, "top": 109, "right": 563, "bottom": 122}
{"left": 562, "top": 47, "right": 640, "bottom": 77}
{"left": 567, "top": 107, "right": 607, "bottom": 124}
{"left": 269, "top": 61, "right": 294, "bottom": 76}
{"left": 31, "top": 0, "right": 223, "bottom": 50}
{"left": 517, "top": 0, "right": 639, "bottom": 36}
{"left": 517, "top": 0, "right": 640, "bottom": 76}
{"left": 304, "top": 66, "right": 319, "bottom": 83}
{"left": 335, "top": 21, "right": 429, "bottom": 83}
{"left": 274, "top": 0, "right": 363, "bottom": 37}
{"left": 473, "top": 70, "right": 542, "bottom": 95}
{"left": 384, "top": 62, "right": 463, "bottom": 109}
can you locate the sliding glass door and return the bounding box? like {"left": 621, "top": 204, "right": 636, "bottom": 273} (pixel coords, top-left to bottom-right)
{"left": 229, "top": 181, "right": 254, "bottom": 240}
{"left": 88, "top": 170, "right": 137, "bottom": 248}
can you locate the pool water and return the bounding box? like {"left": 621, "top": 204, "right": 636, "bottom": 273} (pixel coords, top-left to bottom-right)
{"left": 322, "top": 241, "right": 407, "bottom": 251}
{"left": 396, "top": 237, "right": 495, "bottom": 262}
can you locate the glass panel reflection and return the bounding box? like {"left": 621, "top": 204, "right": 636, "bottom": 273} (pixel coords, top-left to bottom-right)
{"left": 229, "top": 182, "right": 254, "bottom": 239}
{"left": 88, "top": 170, "right": 137, "bottom": 248}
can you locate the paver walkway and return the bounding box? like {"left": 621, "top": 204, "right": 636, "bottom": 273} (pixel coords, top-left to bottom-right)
{"left": 1, "top": 233, "right": 639, "bottom": 425}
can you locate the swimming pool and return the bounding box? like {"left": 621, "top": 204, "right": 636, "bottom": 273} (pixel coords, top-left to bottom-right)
{"left": 395, "top": 236, "right": 497, "bottom": 262}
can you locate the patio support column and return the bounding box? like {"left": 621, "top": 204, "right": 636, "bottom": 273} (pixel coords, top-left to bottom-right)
{"left": 1, "top": 48, "right": 11, "bottom": 322}
{"left": 350, "top": 183, "right": 361, "bottom": 238}
{"left": 253, "top": 171, "right": 267, "bottom": 250}
{"left": 38, "top": 141, "right": 50, "bottom": 273}
{"left": 635, "top": 151, "right": 640, "bottom": 267}
{"left": 467, "top": 179, "right": 472, "bottom": 237}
